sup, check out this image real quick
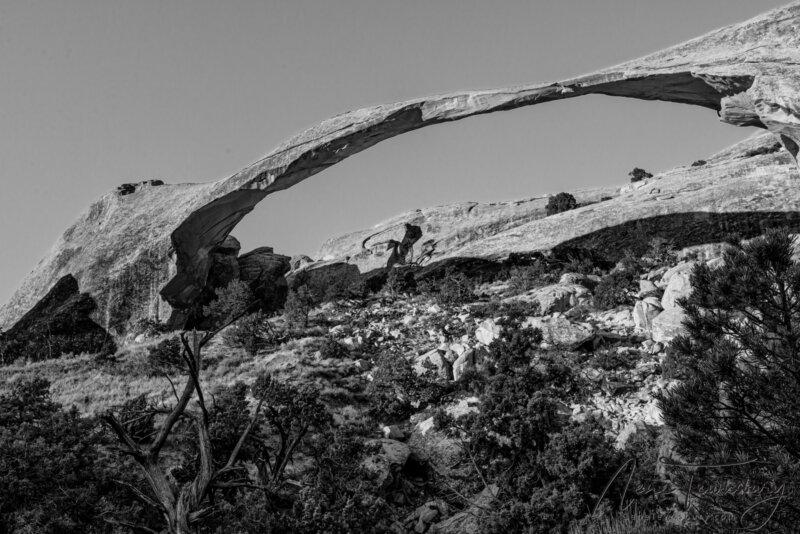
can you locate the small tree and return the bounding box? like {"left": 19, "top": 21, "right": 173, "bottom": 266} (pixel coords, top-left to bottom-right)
{"left": 546, "top": 192, "right": 578, "bottom": 216}
{"left": 417, "top": 267, "right": 475, "bottom": 306}
{"left": 628, "top": 167, "right": 653, "bottom": 183}
{"left": 102, "top": 278, "right": 267, "bottom": 533}
{"left": 658, "top": 228, "right": 800, "bottom": 530}
{"left": 285, "top": 284, "right": 314, "bottom": 329}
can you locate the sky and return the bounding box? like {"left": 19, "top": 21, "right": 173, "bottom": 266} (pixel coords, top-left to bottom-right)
{"left": 0, "top": 0, "right": 787, "bottom": 304}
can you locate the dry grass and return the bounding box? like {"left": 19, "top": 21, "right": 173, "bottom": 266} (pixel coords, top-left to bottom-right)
{"left": 0, "top": 333, "right": 324, "bottom": 415}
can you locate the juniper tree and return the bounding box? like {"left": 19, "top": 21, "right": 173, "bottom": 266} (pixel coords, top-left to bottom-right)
{"left": 658, "top": 228, "right": 800, "bottom": 530}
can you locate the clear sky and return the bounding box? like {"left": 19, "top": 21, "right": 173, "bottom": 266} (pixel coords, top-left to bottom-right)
{"left": 0, "top": 0, "right": 785, "bottom": 304}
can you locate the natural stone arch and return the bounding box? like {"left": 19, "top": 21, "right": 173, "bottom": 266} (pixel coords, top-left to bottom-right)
{"left": 2, "top": 2, "right": 800, "bottom": 331}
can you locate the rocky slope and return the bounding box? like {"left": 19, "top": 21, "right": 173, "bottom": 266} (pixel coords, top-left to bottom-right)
{"left": 319, "top": 132, "right": 800, "bottom": 271}
{"left": 3, "top": 2, "right": 800, "bottom": 333}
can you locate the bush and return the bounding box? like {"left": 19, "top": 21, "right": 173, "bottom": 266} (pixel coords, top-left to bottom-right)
{"left": 145, "top": 336, "right": 184, "bottom": 376}
{"left": 640, "top": 237, "right": 676, "bottom": 268}
{"left": 628, "top": 167, "right": 653, "bottom": 183}
{"left": 383, "top": 267, "right": 416, "bottom": 296}
{"left": 318, "top": 336, "right": 350, "bottom": 360}
{"left": 264, "top": 427, "right": 391, "bottom": 533}
{"left": 418, "top": 267, "right": 475, "bottom": 306}
{"left": 546, "top": 192, "right": 578, "bottom": 216}
{"left": 658, "top": 228, "right": 800, "bottom": 530}
{"left": 437, "top": 326, "right": 634, "bottom": 533}
{"left": 690, "top": 159, "right": 707, "bottom": 167}
{"left": 508, "top": 262, "right": 561, "bottom": 292}
{"left": 202, "top": 279, "right": 254, "bottom": 326}
{"left": 472, "top": 299, "right": 540, "bottom": 323}
{"left": 222, "top": 311, "right": 275, "bottom": 355}
{"left": 367, "top": 350, "right": 447, "bottom": 422}
{"left": 594, "top": 270, "right": 636, "bottom": 309}
{"left": 298, "top": 266, "right": 365, "bottom": 303}
{"left": 285, "top": 285, "right": 314, "bottom": 329}
{"left": 0, "top": 378, "right": 158, "bottom": 532}
{"left": 573, "top": 510, "right": 686, "bottom": 534}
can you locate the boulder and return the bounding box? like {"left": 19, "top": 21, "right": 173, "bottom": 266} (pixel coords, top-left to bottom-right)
{"left": 633, "top": 297, "right": 663, "bottom": 331}
{"left": 637, "top": 279, "right": 659, "bottom": 298}
{"left": 651, "top": 307, "right": 687, "bottom": 343}
{"left": 523, "top": 316, "right": 594, "bottom": 347}
{"left": 475, "top": 319, "right": 501, "bottom": 345}
{"left": 214, "top": 235, "right": 241, "bottom": 255}
{"left": 452, "top": 349, "right": 475, "bottom": 381}
{"left": 658, "top": 262, "right": 696, "bottom": 290}
{"left": 590, "top": 307, "right": 636, "bottom": 330}
{"left": 401, "top": 500, "right": 449, "bottom": 534}
{"left": 506, "top": 283, "right": 591, "bottom": 314}
{"left": 559, "top": 272, "right": 600, "bottom": 290}
{"left": 289, "top": 254, "right": 314, "bottom": 271}
{"left": 237, "top": 248, "right": 291, "bottom": 309}
{"left": 362, "top": 439, "right": 412, "bottom": 489}
{"left": 661, "top": 263, "right": 696, "bottom": 310}
{"left": 413, "top": 348, "right": 451, "bottom": 379}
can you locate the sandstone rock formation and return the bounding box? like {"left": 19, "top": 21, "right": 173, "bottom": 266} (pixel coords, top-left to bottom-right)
{"left": 321, "top": 132, "right": 800, "bottom": 269}
{"left": 3, "top": 3, "right": 800, "bottom": 333}
{"left": 0, "top": 275, "right": 115, "bottom": 363}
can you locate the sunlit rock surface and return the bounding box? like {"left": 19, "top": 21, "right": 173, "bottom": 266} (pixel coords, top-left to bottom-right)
{"left": 3, "top": 2, "right": 800, "bottom": 332}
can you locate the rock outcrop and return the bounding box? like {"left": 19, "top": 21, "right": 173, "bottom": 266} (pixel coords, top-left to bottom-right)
{"left": 0, "top": 275, "right": 115, "bottom": 363}
{"left": 321, "top": 132, "right": 800, "bottom": 270}
{"left": 3, "top": 3, "right": 800, "bottom": 333}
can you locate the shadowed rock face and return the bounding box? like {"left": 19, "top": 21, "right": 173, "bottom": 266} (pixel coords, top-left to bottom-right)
{"left": 0, "top": 275, "right": 116, "bottom": 363}
{"left": 2, "top": 3, "right": 800, "bottom": 332}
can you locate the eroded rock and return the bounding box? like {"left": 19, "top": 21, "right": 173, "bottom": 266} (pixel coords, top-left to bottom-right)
{"left": 4, "top": 4, "right": 800, "bottom": 333}
{"left": 0, "top": 275, "right": 115, "bottom": 363}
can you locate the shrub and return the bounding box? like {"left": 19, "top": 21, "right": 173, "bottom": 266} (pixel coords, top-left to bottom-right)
{"left": 367, "top": 350, "right": 447, "bottom": 422}
{"left": 628, "top": 167, "right": 653, "bottom": 183}
{"left": 222, "top": 311, "right": 275, "bottom": 355}
{"left": 640, "top": 237, "right": 676, "bottom": 269}
{"left": 0, "top": 378, "right": 158, "bottom": 532}
{"left": 658, "top": 228, "right": 800, "bottom": 530}
{"left": 264, "top": 427, "right": 390, "bottom": 533}
{"left": 383, "top": 267, "right": 416, "bottom": 296}
{"left": 202, "top": 279, "right": 254, "bottom": 326}
{"left": 546, "top": 192, "right": 578, "bottom": 216}
{"left": 573, "top": 510, "right": 686, "bottom": 534}
{"left": 145, "top": 336, "right": 184, "bottom": 376}
{"left": 285, "top": 285, "right": 314, "bottom": 329}
{"left": 690, "top": 159, "right": 707, "bottom": 167}
{"left": 298, "top": 266, "right": 365, "bottom": 303}
{"left": 508, "top": 262, "right": 560, "bottom": 292}
{"left": 130, "top": 317, "right": 171, "bottom": 338}
{"left": 594, "top": 270, "right": 636, "bottom": 309}
{"left": 418, "top": 267, "right": 475, "bottom": 306}
{"left": 437, "top": 326, "right": 632, "bottom": 533}
{"left": 472, "top": 299, "right": 540, "bottom": 323}
{"left": 318, "top": 336, "right": 350, "bottom": 360}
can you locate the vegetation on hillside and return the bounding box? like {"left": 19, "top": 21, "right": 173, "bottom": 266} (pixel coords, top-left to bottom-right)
{"left": 2, "top": 229, "right": 800, "bottom": 532}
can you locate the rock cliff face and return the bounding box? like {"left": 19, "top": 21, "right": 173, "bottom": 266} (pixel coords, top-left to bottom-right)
{"left": 2, "top": 2, "right": 800, "bottom": 332}
{"left": 0, "top": 275, "right": 115, "bottom": 363}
